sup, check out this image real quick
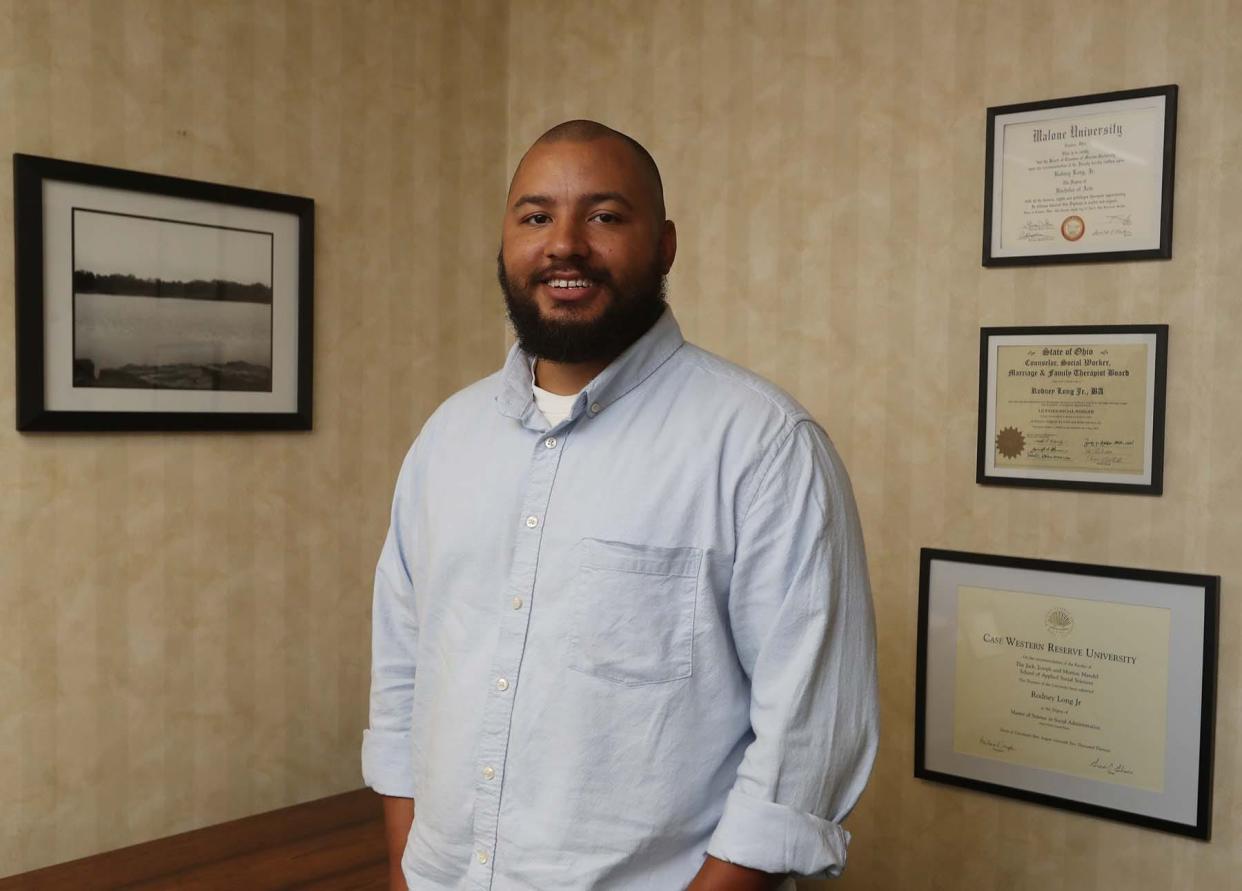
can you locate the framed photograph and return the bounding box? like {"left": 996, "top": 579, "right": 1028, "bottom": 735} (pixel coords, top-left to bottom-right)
{"left": 14, "top": 154, "right": 314, "bottom": 431}
{"left": 982, "top": 85, "right": 1177, "bottom": 266}
{"left": 916, "top": 548, "right": 1218, "bottom": 838}
{"left": 977, "top": 325, "right": 1168, "bottom": 495}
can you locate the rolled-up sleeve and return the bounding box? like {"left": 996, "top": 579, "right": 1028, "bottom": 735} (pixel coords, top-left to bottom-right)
{"left": 361, "top": 443, "right": 421, "bottom": 798}
{"left": 707, "top": 420, "right": 879, "bottom": 877}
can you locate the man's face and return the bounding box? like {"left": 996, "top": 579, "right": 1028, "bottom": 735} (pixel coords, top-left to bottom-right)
{"left": 498, "top": 137, "right": 676, "bottom": 363}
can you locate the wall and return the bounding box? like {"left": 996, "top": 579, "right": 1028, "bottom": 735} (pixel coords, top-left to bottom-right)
{"left": 6, "top": 0, "right": 1241, "bottom": 885}
{"left": 505, "top": 1, "right": 1241, "bottom": 889}
{"left": 0, "top": 0, "right": 508, "bottom": 875}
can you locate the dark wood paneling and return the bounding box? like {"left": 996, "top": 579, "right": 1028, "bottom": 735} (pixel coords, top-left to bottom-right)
{"left": 1, "top": 789, "right": 387, "bottom": 890}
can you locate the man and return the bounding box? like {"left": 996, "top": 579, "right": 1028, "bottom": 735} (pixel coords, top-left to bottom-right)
{"left": 362, "top": 120, "right": 878, "bottom": 891}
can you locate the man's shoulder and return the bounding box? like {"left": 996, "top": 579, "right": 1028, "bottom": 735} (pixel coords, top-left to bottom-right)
{"left": 413, "top": 367, "right": 506, "bottom": 445}
{"left": 672, "top": 341, "right": 812, "bottom": 429}
{"left": 439, "top": 368, "right": 506, "bottom": 415}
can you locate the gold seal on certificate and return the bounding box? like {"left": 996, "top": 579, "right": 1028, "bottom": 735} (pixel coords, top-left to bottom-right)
{"left": 995, "top": 426, "right": 1024, "bottom": 459}
{"left": 983, "top": 86, "right": 1177, "bottom": 266}
{"left": 1059, "top": 215, "right": 1085, "bottom": 242}
{"left": 977, "top": 326, "right": 1168, "bottom": 494}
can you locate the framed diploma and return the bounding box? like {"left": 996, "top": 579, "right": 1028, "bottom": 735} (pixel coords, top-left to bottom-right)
{"left": 982, "top": 85, "right": 1177, "bottom": 266}
{"left": 915, "top": 548, "right": 1218, "bottom": 838}
{"left": 977, "top": 325, "right": 1168, "bottom": 494}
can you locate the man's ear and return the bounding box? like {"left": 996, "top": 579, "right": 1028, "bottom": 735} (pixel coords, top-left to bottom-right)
{"left": 659, "top": 220, "right": 677, "bottom": 275}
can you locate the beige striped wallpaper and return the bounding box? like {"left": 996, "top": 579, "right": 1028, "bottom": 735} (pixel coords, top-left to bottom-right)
{"left": 0, "top": 0, "right": 509, "bottom": 876}
{"left": 4, "top": 1, "right": 1242, "bottom": 887}
{"left": 506, "top": 1, "right": 1240, "bottom": 889}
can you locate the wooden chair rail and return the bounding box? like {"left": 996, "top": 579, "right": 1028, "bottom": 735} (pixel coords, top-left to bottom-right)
{"left": 1, "top": 788, "right": 388, "bottom": 890}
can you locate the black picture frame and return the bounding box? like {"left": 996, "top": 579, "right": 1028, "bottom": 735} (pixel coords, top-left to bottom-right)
{"left": 982, "top": 85, "right": 1177, "bottom": 267}
{"left": 976, "top": 324, "right": 1168, "bottom": 495}
{"left": 14, "top": 153, "right": 314, "bottom": 431}
{"left": 915, "top": 548, "right": 1218, "bottom": 839}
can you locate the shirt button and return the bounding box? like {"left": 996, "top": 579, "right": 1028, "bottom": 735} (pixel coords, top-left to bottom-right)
{"left": 544, "top": 436, "right": 557, "bottom": 449}
{"left": 477, "top": 850, "right": 489, "bottom": 864}
{"left": 590, "top": 402, "right": 601, "bottom": 414}
{"left": 482, "top": 766, "right": 495, "bottom": 780}
{"left": 525, "top": 515, "right": 539, "bottom": 528}
{"left": 496, "top": 677, "right": 509, "bottom": 691}
{"left": 512, "top": 596, "right": 524, "bottom": 610}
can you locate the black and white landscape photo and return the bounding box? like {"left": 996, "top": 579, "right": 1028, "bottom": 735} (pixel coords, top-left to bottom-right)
{"left": 71, "top": 209, "right": 274, "bottom": 392}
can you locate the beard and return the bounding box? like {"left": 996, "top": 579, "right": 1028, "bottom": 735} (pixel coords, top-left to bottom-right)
{"left": 497, "top": 248, "right": 667, "bottom": 364}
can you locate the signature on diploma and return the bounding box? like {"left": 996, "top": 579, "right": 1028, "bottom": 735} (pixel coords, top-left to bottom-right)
{"left": 1083, "top": 439, "right": 1134, "bottom": 466}
{"left": 1105, "top": 213, "right": 1133, "bottom": 226}
{"left": 980, "top": 736, "right": 1016, "bottom": 754}
{"left": 1089, "top": 757, "right": 1134, "bottom": 776}
{"left": 1092, "top": 227, "right": 1133, "bottom": 238}
{"left": 1018, "top": 219, "right": 1056, "bottom": 242}
{"left": 1027, "top": 434, "right": 1069, "bottom": 461}
{"left": 1027, "top": 445, "right": 1071, "bottom": 462}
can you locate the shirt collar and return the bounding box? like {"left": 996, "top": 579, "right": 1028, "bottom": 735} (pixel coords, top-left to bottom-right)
{"left": 495, "top": 305, "right": 685, "bottom": 422}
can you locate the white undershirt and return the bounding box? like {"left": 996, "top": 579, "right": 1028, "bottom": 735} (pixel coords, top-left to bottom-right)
{"left": 533, "top": 385, "right": 578, "bottom": 427}
{"left": 531, "top": 358, "right": 579, "bottom": 426}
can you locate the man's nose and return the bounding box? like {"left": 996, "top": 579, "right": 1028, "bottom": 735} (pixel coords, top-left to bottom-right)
{"left": 546, "top": 217, "right": 589, "bottom": 259}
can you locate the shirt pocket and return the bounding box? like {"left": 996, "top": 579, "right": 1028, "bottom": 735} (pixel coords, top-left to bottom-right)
{"left": 568, "top": 538, "right": 703, "bottom": 686}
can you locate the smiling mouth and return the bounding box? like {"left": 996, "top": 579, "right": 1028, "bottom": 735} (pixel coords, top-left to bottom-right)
{"left": 539, "top": 275, "right": 603, "bottom": 302}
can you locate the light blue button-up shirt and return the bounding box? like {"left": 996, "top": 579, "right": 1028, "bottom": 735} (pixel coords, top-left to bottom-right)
{"left": 363, "top": 307, "right": 878, "bottom": 890}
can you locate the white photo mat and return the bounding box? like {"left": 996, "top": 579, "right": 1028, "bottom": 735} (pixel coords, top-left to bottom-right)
{"left": 43, "top": 180, "right": 301, "bottom": 414}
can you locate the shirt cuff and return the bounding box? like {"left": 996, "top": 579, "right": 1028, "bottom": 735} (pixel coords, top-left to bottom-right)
{"left": 361, "top": 728, "right": 415, "bottom": 798}
{"left": 705, "top": 787, "right": 851, "bottom": 877}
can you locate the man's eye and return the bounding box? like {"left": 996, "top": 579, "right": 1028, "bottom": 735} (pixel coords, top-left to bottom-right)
{"left": 525, "top": 213, "right": 551, "bottom": 225}
{"left": 592, "top": 212, "right": 620, "bottom": 223}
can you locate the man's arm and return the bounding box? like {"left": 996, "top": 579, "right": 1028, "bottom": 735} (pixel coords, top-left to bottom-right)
{"left": 703, "top": 420, "right": 879, "bottom": 879}
{"left": 362, "top": 445, "right": 423, "bottom": 887}
{"left": 381, "top": 795, "right": 415, "bottom": 891}
{"left": 686, "top": 855, "right": 786, "bottom": 890}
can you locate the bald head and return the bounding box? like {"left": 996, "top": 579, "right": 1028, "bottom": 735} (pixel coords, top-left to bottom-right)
{"left": 512, "top": 119, "right": 666, "bottom": 221}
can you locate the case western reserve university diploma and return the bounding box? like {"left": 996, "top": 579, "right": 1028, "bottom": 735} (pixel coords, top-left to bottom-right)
{"left": 993, "top": 341, "right": 1148, "bottom": 473}
{"left": 953, "top": 586, "right": 1171, "bottom": 792}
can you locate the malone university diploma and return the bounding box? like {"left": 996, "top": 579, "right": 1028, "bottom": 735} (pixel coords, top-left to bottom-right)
{"left": 996, "top": 103, "right": 1165, "bottom": 256}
